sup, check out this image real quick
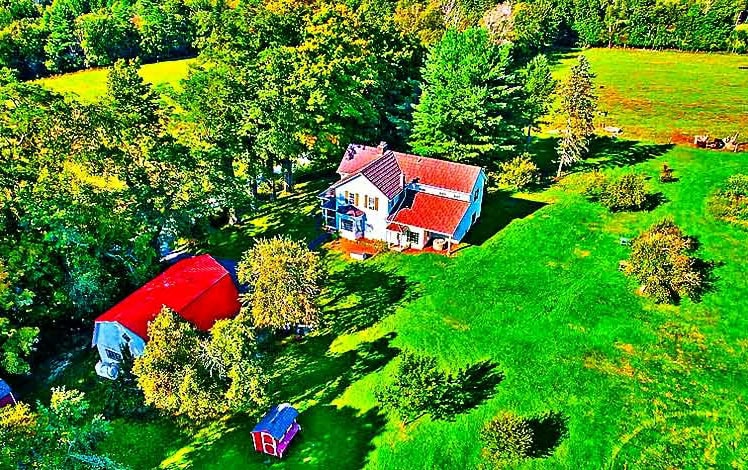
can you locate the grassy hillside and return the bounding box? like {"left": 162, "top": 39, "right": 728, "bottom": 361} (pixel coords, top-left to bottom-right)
{"left": 550, "top": 48, "right": 748, "bottom": 143}
{"left": 33, "top": 58, "right": 195, "bottom": 102}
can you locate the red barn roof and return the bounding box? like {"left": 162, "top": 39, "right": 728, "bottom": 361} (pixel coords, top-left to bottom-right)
{"left": 389, "top": 191, "right": 470, "bottom": 236}
{"left": 95, "top": 255, "right": 240, "bottom": 340}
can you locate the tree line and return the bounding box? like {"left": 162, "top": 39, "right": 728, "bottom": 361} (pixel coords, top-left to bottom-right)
{"left": 0, "top": 0, "right": 197, "bottom": 78}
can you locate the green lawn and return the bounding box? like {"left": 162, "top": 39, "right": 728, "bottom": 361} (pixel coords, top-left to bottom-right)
{"left": 550, "top": 48, "right": 748, "bottom": 143}
{"left": 20, "top": 48, "right": 748, "bottom": 468}
{"left": 33, "top": 58, "right": 196, "bottom": 102}
{"left": 76, "top": 141, "right": 746, "bottom": 469}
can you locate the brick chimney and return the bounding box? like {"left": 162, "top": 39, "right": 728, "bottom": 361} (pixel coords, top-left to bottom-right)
{"left": 377, "top": 141, "right": 389, "bottom": 154}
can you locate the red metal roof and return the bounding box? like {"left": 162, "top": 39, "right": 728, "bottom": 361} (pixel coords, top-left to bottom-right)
{"left": 390, "top": 191, "right": 470, "bottom": 236}
{"left": 394, "top": 153, "right": 481, "bottom": 194}
{"left": 95, "top": 255, "right": 240, "bottom": 340}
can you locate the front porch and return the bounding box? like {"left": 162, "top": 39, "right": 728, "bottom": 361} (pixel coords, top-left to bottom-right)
{"left": 385, "top": 223, "right": 457, "bottom": 254}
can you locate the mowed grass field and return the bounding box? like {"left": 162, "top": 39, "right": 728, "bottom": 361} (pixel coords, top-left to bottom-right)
{"left": 33, "top": 58, "right": 195, "bottom": 102}
{"left": 20, "top": 48, "right": 748, "bottom": 469}
{"left": 550, "top": 48, "right": 748, "bottom": 143}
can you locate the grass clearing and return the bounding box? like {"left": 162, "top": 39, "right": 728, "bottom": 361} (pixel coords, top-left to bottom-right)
{"left": 550, "top": 48, "right": 748, "bottom": 143}
{"left": 33, "top": 58, "right": 196, "bottom": 102}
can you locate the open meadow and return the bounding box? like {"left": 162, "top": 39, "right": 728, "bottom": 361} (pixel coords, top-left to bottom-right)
{"left": 32, "top": 58, "right": 195, "bottom": 103}
{"left": 16, "top": 48, "right": 748, "bottom": 469}
{"left": 550, "top": 48, "right": 748, "bottom": 143}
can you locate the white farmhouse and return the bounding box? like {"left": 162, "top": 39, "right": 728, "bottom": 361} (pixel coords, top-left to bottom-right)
{"left": 320, "top": 142, "right": 486, "bottom": 251}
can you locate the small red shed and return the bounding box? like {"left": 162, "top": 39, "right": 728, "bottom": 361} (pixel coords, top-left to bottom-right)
{"left": 0, "top": 379, "right": 17, "bottom": 408}
{"left": 251, "top": 403, "right": 301, "bottom": 459}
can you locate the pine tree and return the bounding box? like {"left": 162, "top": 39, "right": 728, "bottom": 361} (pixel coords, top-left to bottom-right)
{"left": 522, "top": 54, "right": 556, "bottom": 141}
{"left": 410, "top": 27, "right": 524, "bottom": 167}
{"left": 556, "top": 55, "right": 597, "bottom": 178}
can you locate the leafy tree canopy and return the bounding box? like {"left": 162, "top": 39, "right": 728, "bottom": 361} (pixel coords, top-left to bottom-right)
{"left": 238, "top": 236, "right": 323, "bottom": 330}
{"left": 410, "top": 27, "right": 525, "bottom": 168}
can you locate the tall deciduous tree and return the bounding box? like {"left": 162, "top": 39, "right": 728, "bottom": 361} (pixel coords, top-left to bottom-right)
{"left": 238, "top": 236, "right": 322, "bottom": 330}
{"left": 133, "top": 308, "right": 267, "bottom": 422}
{"left": 556, "top": 55, "right": 596, "bottom": 177}
{"left": 410, "top": 27, "right": 524, "bottom": 167}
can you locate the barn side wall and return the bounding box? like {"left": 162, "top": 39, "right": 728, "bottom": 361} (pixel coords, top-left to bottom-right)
{"left": 93, "top": 322, "right": 146, "bottom": 364}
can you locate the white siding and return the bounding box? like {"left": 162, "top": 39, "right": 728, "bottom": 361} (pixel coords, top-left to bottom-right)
{"left": 412, "top": 183, "right": 471, "bottom": 202}
{"left": 334, "top": 175, "right": 391, "bottom": 241}
{"left": 93, "top": 322, "right": 147, "bottom": 364}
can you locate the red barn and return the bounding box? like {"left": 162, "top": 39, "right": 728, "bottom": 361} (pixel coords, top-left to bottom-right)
{"left": 92, "top": 254, "right": 241, "bottom": 379}
{"left": 251, "top": 403, "right": 301, "bottom": 459}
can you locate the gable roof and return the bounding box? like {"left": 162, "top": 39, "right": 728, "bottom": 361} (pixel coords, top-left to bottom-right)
{"left": 333, "top": 144, "right": 482, "bottom": 197}
{"left": 360, "top": 151, "right": 403, "bottom": 198}
{"left": 388, "top": 190, "right": 471, "bottom": 236}
{"left": 395, "top": 153, "right": 482, "bottom": 194}
{"left": 252, "top": 403, "right": 299, "bottom": 440}
{"left": 94, "top": 255, "right": 240, "bottom": 340}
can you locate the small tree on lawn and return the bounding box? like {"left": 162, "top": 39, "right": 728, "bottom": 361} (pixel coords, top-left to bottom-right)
{"left": 375, "top": 352, "right": 455, "bottom": 424}
{"left": 495, "top": 154, "right": 540, "bottom": 191}
{"left": 585, "top": 173, "right": 649, "bottom": 212}
{"left": 556, "top": 56, "right": 597, "bottom": 178}
{"left": 624, "top": 220, "right": 706, "bottom": 303}
{"left": 238, "top": 236, "right": 322, "bottom": 330}
{"left": 481, "top": 411, "right": 534, "bottom": 467}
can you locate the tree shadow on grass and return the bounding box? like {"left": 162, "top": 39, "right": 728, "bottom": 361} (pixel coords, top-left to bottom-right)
{"left": 527, "top": 411, "right": 569, "bottom": 458}
{"left": 463, "top": 191, "right": 547, "bottom": 246}
{"left": 269, "top": 332, "right": 400, "bottom": 406}
{"left": 278, "top": 405, "right": 386, "bottom": 469}
{"left": 323, "top": 263, "right": 420, "bottom": 335}
{"left": 582, "top": 138, "right": 674, "bottom": 170}
{"left": 167, "top": 333, "right": 397, "bottom": 469}
{"left": 163, "top": 405, "right": 386, "bottom": 470}
{"left": 444, "top": 361, "right": 505, "bottom": 418}
{"left": 529, "top": 137, "right": 674, "bottom": 179}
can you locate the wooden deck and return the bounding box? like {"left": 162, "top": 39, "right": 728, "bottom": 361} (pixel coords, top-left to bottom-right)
{"left": 328, "top": 237, "right": 462, "bottom": 258}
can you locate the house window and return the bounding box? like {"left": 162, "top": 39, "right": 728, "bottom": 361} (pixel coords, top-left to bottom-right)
{"left": 406, "top": 231, "right": 420, "bottom": 245}
{"left": 344, "top": 191, "right": 359, "bottom": 206}
{"left": 105, "top": 348, "right": 123, "bottom": 362}
{"left": 365, "top": 196, "right": 379, "bottom": 211}
{"left": 341, "top": 219, "right": 354, "bottom": 231}
{"left": 474, "top": 187, "right": 479, "bottom": 200}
